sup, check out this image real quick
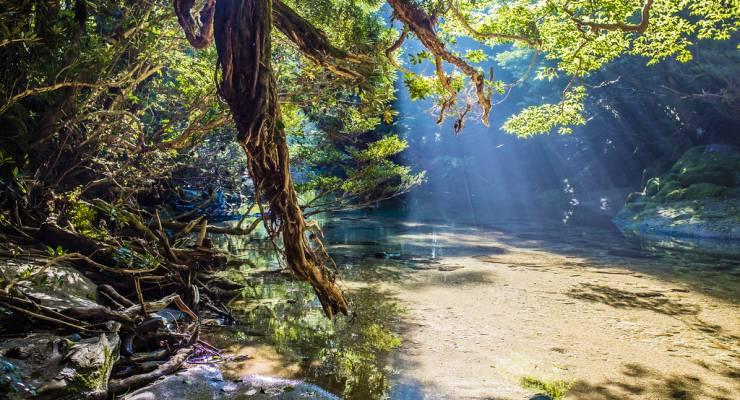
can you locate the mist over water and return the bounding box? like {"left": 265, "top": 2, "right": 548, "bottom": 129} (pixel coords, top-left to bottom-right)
{"left": 388, "top": 38, "right": 739, "bottom": 229}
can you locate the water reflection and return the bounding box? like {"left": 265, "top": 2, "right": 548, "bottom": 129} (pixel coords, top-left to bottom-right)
{"left": 202, "top": 244, "right": 404, "bottom": 399}
{"left": 328, "top": 214, "right": 738, "bottom": 294}
{"left": 203, "top": 210, "right": 739, "bottom": 399}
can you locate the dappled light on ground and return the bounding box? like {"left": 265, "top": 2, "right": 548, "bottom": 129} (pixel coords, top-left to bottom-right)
{"left": 201, "top": 214, "right": 739, "bottom": 399}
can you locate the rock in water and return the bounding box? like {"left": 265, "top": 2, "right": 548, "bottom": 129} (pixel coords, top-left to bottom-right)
{"left": 614, "top": 145, "right": 740, "bottom": 240}
{"left": 47, "top": 333, "right": 120, "bottom": 399}
{"left": 125, "top": 365, "right": 340, "bottom": 399}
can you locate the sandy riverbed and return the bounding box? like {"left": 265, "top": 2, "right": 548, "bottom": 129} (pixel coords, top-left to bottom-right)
{"left": 193, "top": 218, "right": 740, "bottom": 400}
{"left": 373, "top": 227, "right": 740, "bottom": 400}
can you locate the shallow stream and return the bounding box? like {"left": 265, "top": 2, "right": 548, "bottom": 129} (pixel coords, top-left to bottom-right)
{"left": 131, "top": 211, "right": 740, "bottom": 399}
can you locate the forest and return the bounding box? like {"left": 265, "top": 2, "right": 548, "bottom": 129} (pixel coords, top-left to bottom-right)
{"left": 0, "top": 0, "right": 738, "bottom": 399}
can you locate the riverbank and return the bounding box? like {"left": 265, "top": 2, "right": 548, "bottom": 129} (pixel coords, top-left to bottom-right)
{"left": 614, "top": 145, "right": 740, "bottom": 240}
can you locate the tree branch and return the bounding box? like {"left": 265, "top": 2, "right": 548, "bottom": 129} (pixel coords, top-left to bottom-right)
{"left": 446, "top": 0, "right": 540, "bottom": 46}
{"left": 569, "top": 0, "right": 654, "bottom": 33}
{"left": 387, "top": 0, "right": 490, "bottom": 124}
{"left": 385, "top": 25, "right": 410, "bottom": 72}
{"left": 272, "top": 0, "right": 368, "bottom": 81}
{"left": 1, "top": 81, "right": 103, "bottom": 114}
{"left": 173, "top": 0, "right": 216, "bottom": 49}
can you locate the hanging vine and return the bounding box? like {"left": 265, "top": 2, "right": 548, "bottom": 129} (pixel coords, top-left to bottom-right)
{"left": 174, "top": 0, "right": 348, "bottom": 317}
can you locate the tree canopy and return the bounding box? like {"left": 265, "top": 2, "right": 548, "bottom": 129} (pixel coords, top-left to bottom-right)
{"left": 388, "top": 0, "right": 737, "bottom": 135}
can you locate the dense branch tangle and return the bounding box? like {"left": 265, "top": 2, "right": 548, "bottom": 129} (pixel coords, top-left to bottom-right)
{"left": 169, "top": 0, "right": 667, "bottom": 316}
{"left": 388, "top": 0, "right": 491, "bottom": 125}
{"left": 173, "top": 0, "right": 349, "bottom": 317}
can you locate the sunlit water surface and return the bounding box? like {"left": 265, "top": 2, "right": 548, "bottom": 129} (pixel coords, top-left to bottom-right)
{"left": 200, "top": 209, "right": 740, "bottom": 399}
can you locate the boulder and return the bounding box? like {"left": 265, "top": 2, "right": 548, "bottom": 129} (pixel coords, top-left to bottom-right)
{"left": 615, "top": 145, "right": 740, "bottom": 240}
{"left": 2, "top": 258, "right": 98, "bottom": 309}
{"left": 61, "top": 333, "right": 120, "bottom": 399}
{"left": 0, "top": 332, "right": 119, "bottom": 399}
{"left": 124, "top": 365, "right": 340, "bottom": 399}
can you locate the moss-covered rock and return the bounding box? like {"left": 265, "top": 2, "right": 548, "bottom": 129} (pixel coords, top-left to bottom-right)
{"left": 644, "top": 177, "right": 662, "bottom": 196}
{"left": 615, "top": 145, "right": 740, "bottom": 240}
{"left": 653, "top": 180, "right": 683, "bottom": 200}
{"left": 0, "top": 332, "right": 118, "bottom": 400}
{"left": 625, "top": 191, "right": 644, "bottom": 203}
{"left": 27, "top": 332, "right": 121, "bottom": 400}
{"left": 683, "top": 183, "right": 728, "bottom": 200}
{"left": 641, "top": 158, "right": 674, "bottom": 186}
{"left": 672, "top": 145, "right": 740, "bottom": 187}
{"left": 678, "top": 169, "right": 736, "bottom": 187}
{"left": 66, "top": 333, "right": 119, "bottom": 399}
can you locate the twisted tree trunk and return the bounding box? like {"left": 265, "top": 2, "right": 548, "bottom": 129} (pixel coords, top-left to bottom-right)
{"left": 211, "top": 0, "right": 347, "bottom": 318}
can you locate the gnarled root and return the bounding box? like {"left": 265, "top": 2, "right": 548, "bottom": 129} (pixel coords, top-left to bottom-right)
{"left": 213, "top": 0, "right": 348, "bottom": 318}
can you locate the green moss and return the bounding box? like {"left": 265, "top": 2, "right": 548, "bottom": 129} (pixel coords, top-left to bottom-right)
{"left": 520, "top": 376, "right": 573, "bottom": 400}
{"left": 624, "top": 201, "right": 648, "bottom": 212}
{"left": 653, "top": 181, "right": 683, "bottom": 200}
{"left": 677, "top": 169, "right": 736, "bottom": 187}
{"left": 631, "top": 146, "right": 740, "bottom": 205}
{"left": 683, "top": 183, "right": 728, "bottom": 200}
{"left": 662, "top": 172, "right": 680, "bottom": 183}
{"left": 641, "top": 158, "right": 673, "bottom": 184}
{"left": 670, "top": 146, "right": 740, "bottom": 187}
{"left": 665, "top": 188, "right": 687, "bottom": 201}
{"left": 72, "top": 346, "right": 114, "bottom": 394}
{"left": 644, "top": 177, "right": 662, "bottom": 196}
{"left": 625, "top": 191, "right": 644, "bottom": 203}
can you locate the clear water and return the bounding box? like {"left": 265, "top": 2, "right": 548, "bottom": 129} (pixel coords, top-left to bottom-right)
{"left": 205, "top": 210, "right": 740, "bottom": 399}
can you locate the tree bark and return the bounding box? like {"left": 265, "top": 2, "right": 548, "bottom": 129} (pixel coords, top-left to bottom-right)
{"left": 387, "top": 0, "right": 490, "bottom": 123}
{"left": 212, "top": 0, "right": 348, "bottom": 318}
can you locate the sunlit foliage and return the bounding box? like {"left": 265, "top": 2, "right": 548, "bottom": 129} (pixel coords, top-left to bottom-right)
{"left": 395, "top": 0, "right": 739, "bottom": 135}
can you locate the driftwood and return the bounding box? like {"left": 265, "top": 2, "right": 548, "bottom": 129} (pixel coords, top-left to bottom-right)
{"left": 109, "top": 346, "right": 194, "bottom": 394}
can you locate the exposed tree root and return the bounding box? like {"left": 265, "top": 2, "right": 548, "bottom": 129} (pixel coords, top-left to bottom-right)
{"left": 109, "top": 345, "right": 195, "bottom": 394}
{"left": 212, "top": 0, "right": 348, "bottom": 318}
{"left": 172, "top": 0, "right": 349, "bottom": 319}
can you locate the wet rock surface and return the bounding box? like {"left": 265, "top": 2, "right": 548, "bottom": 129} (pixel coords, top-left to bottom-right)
{"left": 0, "top": 331, "right": 118, "bottom": 399}
{"left": 615, "top": 145, "right": 740, "bottom": 240}
{"left": 125, "top": 365, "right": 339, "bottom": 399}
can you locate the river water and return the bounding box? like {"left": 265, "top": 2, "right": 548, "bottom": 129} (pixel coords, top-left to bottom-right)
{"left": 135, "top": 210, "right": 740, "bottom": 399}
